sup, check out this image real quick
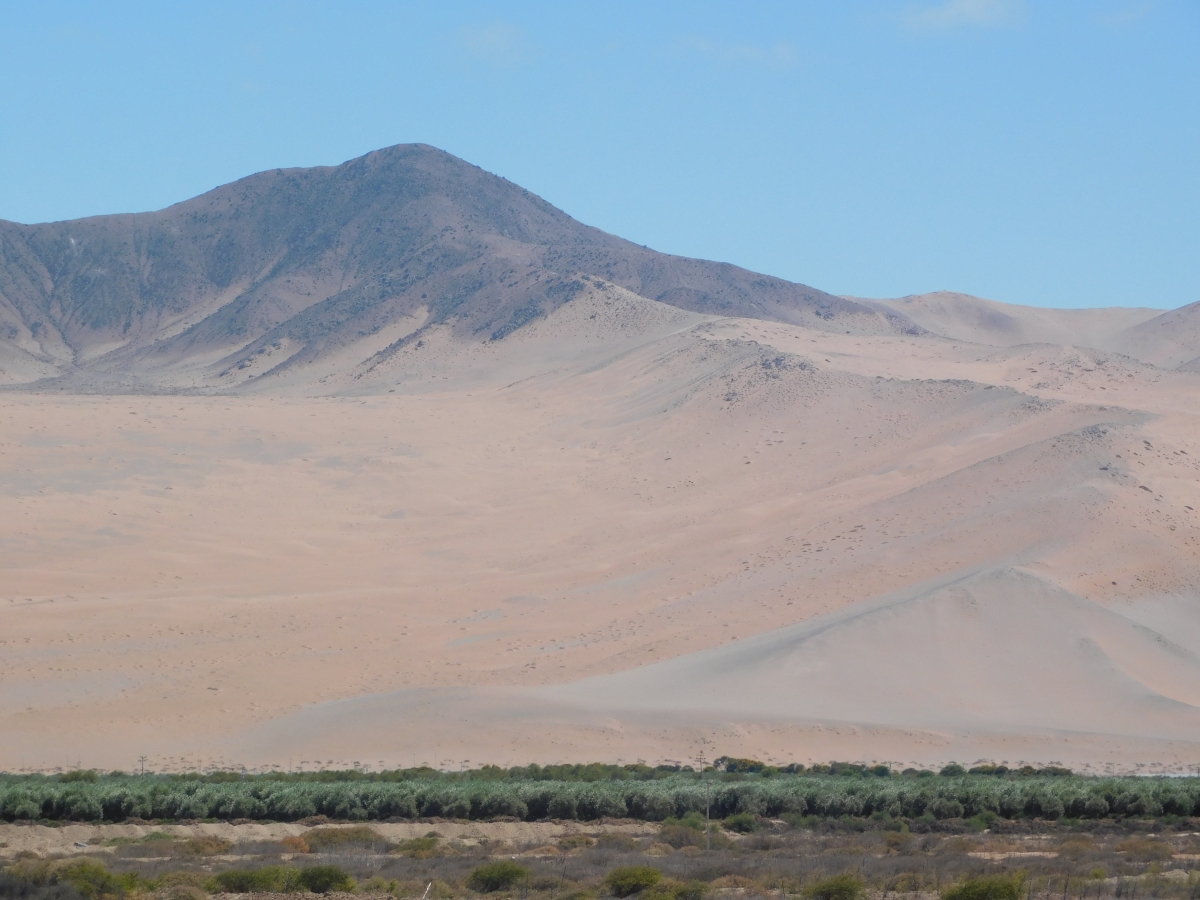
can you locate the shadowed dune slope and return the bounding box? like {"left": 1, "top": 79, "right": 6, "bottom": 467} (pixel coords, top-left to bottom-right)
{"left": 539, "top": 567, "right": 1200, "bottom": 737}
{"left": 222, "top": 567, "right": 1200, "bottom": 769}
{"left": 1110, "top": 300, "right": 1200, "bottom": 370}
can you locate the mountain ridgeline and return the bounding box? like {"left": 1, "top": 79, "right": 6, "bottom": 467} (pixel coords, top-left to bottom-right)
{"left": 0, "top": 144, "right": 915, "bottom": 391}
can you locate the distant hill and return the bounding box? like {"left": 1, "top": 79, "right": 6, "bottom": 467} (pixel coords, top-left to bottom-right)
{"left": 1109, "top": 300, "right": 1200, "bottom": 370}
{"left": 860, "top": 290, "right": 1200, "bottom": 370}
{"left": 859, "top": 291, "right": 1159, "bottom": 348}
{"left": 0, "top": 144, "right": 914, "bottom": 391}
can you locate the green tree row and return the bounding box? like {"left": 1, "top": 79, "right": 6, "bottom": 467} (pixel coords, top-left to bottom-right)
{"left": 1, "top": 772, "right": 1197, "bottom": 823}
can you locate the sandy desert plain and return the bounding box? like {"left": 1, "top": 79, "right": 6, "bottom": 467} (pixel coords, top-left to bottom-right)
{"left": 1, "top": 146, "right": 1199, "bottom": 775}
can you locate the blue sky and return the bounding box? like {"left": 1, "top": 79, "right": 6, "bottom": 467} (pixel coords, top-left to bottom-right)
{"left": 1, "top": 1, "right": 1196, "bottom": 308}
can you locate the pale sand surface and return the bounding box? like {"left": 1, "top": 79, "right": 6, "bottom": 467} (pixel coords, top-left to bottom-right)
{"left": 2, "top": 291, "right": 1199, "bottom": 772}
{"left": 859, "top": 292, "right": 1164, "bottom": 351}
{"left": 0, "top": 821, "right": 657, "bottom": 860}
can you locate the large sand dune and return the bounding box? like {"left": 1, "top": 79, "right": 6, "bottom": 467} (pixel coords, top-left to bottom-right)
{"left": 3, "top": 287, "right": 1198, "bottom": 772}
{"left": 1, "top": 147, "right": 1198, "bottom": 773}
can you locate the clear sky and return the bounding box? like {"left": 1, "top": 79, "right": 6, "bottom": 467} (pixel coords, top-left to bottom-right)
{"left": 1, "top": 1, "right": 1196, "bottom": 309}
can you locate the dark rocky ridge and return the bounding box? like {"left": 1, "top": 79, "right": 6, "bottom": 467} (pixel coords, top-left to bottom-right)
{"left": 0, "top": 144, "right": 918, "bottom": 389}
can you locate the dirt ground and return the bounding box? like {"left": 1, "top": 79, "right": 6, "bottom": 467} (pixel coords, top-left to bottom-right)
{"left": 0, "top": 820, "right": 659, "bottom": 861}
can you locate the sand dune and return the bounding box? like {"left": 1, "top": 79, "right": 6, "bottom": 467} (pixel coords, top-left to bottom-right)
{"left": 861, "top": 291, "right": 1162, "bottom": 350}
{"left": 3, "top": 287, "right": 1198, "bottom": 772}
{"left": 2, "top": 148, "right": 1198, "bottom": 773}
{"left": 862, "top": 291, "right": 1200, "bottom": 373}
{"left": 224, "top": 567, "right": 1200, "bottom": 772}
{"left": 1110, "top": 301, "right": 1200, "bottom": 370}
{"left": 543, "top": 567, "right": 1200, "bottom": 733}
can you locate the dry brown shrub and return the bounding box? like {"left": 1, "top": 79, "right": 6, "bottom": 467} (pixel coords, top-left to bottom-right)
{"left": 181, "top": 836, "right": 232, "bottom": 856}
{"left": 1116, "top": 837, "right": 1173, "bottom": 862}
{"left": 158, "top": 885, "right": 206, "bottom": 900}
{"left": 884, "top": 832, "right": 912, "bottom": 851}
{"left": 710, "top": 875, "right": 763, "bottom": 890}
{"left": 597, "top": 833, "right": 638, "bottom": 851}
{"left": 154, "top": 872, "right": 207, "bottom": 889}
{"left": 659, "top": 826, "right": 702, "bottom": 849}
{"left": 889, "top": 872, "right": 927, "bottom": 893}
{"left": 359, "top": 876, "right": 399, "bottom": 894}
{"left": 304, "top": 825, "right": 392, "bottom": 853}
{"left": 521, "top": 845, "right": 561, "bottom": 858}
{"left": 1057, "top": 837, "right": 1096, "bottom": 858}
{"left": 559, "top": 834, "right": 596, "bottom": 850}
{"left": 280, "top": 835, "right": 311, "bottom": 853}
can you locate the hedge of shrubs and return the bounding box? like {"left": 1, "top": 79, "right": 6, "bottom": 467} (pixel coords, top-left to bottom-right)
{"left": 2, "top": 769, "right": 1198, "bottom": 824}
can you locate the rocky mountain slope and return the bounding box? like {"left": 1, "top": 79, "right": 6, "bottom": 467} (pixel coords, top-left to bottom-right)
{"left": 0, "top": 144, "right": 914, "bottom": 392}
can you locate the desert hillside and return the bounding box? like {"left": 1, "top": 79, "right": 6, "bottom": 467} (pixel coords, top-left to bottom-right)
{"left": 1, "top": 148, "right": 1197, "bottom": 773}
{"left": 0, "top": 144, "right": 912, "bottom": 393}
{"left": 861, "top": 291, "right": 1200, "bottom": 370}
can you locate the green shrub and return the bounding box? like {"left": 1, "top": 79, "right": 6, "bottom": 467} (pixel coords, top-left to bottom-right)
{"left": 662, "top": 812, "right": 706, "bottom": 831}
{"left": 396, "top": 834, "right": 441, "bottom": 859}
{"left": 205, "top": 867, "right": 294, "bottom": 893}
{"left": 605, "top": 867, "right": 662, "bottom": 898}
{"left": 967, "top": 811, "right": 997, "bottom": 832}
{"left": 58, "top": 771, "right": 99, "bottom": 784}
{"left": 722, "top": 813, "right": 757, "bottom": 833}
{"left": 671, "top": 883, "right": 708, "bottom": 900}
{"left": 0, "top": 769, "right": 1194, "bottom": 826}
{"left": 929, "top": 799, "right": 964, "bottom": 820}
{"left": 467, "top": 861, "right": 530, "bottom": 893}
{"left": 805, "top": 874, "right": 862, "bottom": 900}
{"left": 51, "top": 861, "right": 135, "bottom": 900}
{"left": 296, "top": 866, "right": 355, "bottom": 894}
{"left": 942, "top": 876, "right": 1022, "bottom": 900}
{"left": 138, "top": 832, "right": 177, "bottom": 843}
{"left": 939, "top": 764, "right": 966, "bottom": 777}
{"left": 642, "top": 883, "right": 681, "bottom": 900}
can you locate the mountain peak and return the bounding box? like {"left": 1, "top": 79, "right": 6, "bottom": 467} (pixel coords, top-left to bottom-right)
{"left": 0, "top": 145, "right": 915, "bottom": 392}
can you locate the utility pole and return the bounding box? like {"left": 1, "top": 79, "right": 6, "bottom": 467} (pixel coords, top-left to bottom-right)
{"left": 696, "top": 752, "right": 711, "bottom": 852}
{"left": 138, "top": 756, "right": 147, "bottom": 776}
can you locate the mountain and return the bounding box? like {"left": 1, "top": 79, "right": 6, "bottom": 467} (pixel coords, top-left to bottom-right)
{"left": 0, "top": 144, "right": 914, "bottom": 391}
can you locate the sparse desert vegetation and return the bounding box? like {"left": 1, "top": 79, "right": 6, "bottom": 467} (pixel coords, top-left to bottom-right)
{"left": 4, "top": 801, "right": 1200, "bottom": 900}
